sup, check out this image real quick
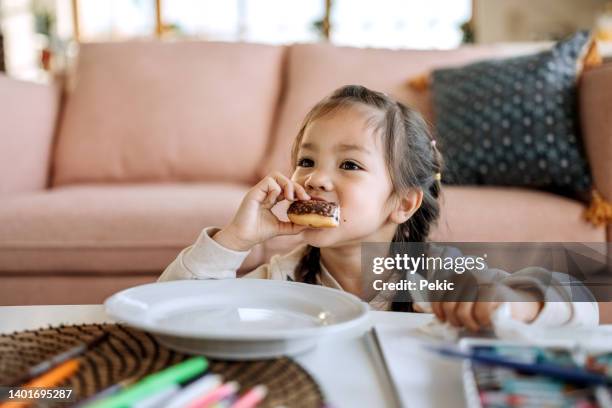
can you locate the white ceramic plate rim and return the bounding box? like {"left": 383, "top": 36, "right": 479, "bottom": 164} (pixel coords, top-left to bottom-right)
{"left": 104, "top": 279, "right": 370, "bottom": 341}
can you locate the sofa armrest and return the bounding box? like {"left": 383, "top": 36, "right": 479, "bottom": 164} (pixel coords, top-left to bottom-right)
{"left": 580, "top": 64, "right": 612, "bottom": 242}
{"left": 0, "top": 75, "right": 60, "bottom": 195}
{"left": 580, "top": 64, "right": 612, "bottom": 323}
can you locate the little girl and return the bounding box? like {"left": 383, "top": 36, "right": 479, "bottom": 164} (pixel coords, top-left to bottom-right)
{"left": 160, "top": 85, "right": 598, "bottom": 331}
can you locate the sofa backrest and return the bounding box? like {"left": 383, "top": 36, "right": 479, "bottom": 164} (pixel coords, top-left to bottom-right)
{"left": 0, "top": 75, "right": 60, "bottom": 195}
{"left": 258, "top": 42, "right": 542, "bottom": 178}
{"left": 52, "top": 41, "right": 285, "bottom": 186}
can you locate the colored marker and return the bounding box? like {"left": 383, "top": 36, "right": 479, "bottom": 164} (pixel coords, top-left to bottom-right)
{"left": 164, "top": 375, "right": 222, "bottom": 408}
{"left": 9, "top": 332, "right": 108, "bottom": 387}
{"left": 209, "top": 400, "right": 234, "bottom": 408}
{"left": 74, "top": 377, "right": 138, "bottom": 407}
{"left": 428, "top": 346, "right": 612, "bottom": 386}
{"left": 230, "top": 385, "right": 268, "bottom": 408}
{"left": 0, "top": 359, "right": 80, "bottom": 408}
{"left": 131, "top": 385, "right": 179, "bottom": 408}
{"left": 186, "top": 381, "right": 239, "bottom": 408}
{"left": 87, "top": 356, "right": 208, "bottom": 408}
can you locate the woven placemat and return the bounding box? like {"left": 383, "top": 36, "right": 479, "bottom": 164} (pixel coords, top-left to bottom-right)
{"left": 0, "top": 324, "right": 325, "bottom": 408}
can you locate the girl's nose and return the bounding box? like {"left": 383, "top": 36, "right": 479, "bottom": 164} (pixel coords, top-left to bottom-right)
{"left": 305, "top": 170, "right": 333, "bottom": 192}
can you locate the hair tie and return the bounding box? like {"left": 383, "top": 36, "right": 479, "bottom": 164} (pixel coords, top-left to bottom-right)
{"left": 434, "top": 172, "right": 442, "bottom": 181}
{"left": 431, "top": 139, "right": 437, "bottom": 147}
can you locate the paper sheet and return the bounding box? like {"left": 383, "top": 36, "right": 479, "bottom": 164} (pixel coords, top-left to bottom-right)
{"left": 374, "top": 323, "right": 464, "bottom": 408}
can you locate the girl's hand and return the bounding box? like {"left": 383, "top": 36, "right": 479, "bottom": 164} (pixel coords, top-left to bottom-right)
{"left": 424, "top": 287, "right": 543, "bottom": 332}
{"left": 213, "top": 172, "right": 311, "bottom": 251}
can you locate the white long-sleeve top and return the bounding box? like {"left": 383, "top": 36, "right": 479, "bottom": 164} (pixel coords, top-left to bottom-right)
{"left": 159, "top": 227, "right": 599, "bottom": 327}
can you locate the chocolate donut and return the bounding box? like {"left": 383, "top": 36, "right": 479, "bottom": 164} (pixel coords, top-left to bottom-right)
{"left": 287, "top": 200, "right": 340, "bottom": 228}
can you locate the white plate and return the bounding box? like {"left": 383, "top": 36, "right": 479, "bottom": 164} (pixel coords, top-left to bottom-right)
{"left": 105, "top": 279, "right": 370, "bottom": 359}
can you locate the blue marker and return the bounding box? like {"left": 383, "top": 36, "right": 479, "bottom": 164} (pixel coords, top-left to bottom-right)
{"left": 427, "top": 345, "right": 612, "bottom": 386}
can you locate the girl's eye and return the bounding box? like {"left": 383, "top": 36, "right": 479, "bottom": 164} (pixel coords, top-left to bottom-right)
{"left": 340, "top": 160, "right": 362, "bottom": 171}
{"left": 297, "top": 158, "right": 314, "bottom": 167}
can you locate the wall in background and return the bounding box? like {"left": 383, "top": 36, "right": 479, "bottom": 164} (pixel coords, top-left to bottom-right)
{"left": 474, "top": 0, "right": 604, "bottom": 42}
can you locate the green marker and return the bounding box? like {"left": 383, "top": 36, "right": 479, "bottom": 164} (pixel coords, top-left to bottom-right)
{"left": 87, "top": 356, "right": 208, "bottom": 408}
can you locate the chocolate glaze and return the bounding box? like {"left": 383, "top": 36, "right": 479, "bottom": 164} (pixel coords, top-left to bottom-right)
{"left": 287, "top": 200, "right": 339, "bottom": 218}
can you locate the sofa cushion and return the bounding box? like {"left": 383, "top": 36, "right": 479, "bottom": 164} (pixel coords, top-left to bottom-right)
{"left": 53, "top": 41, "right": 284, "bottom": 186}
{"left": 0, "top": 75, "right": 60, "bottom": 194}
{"left": 431, "top": 186, "right": 605, "bottom": 242}
{"left": 261, "top": 43, "right": 533, "bottom": 178}
{"left": 0, "top": 183, "right": 264, "bottom": 273}
{"left": 431, "top": 31, "right": 593, "bottom": 201}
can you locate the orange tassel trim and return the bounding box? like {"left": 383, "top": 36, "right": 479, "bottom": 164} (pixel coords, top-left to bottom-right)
{"left": 407, "top": 72, "right": 431, "bottom": 92}
{"left": 584, "top": 190, "right": 612, "bottom": 227}
{"left": 583, "top": 39, "right": 603, "bottom": 70}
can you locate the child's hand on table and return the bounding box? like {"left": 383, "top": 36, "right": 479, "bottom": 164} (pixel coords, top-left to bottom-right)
{"left": 213, "top": 172, "right": 311, "bottom": 251}
{"left": 415, "top": 286, "right": 544, "bottom": 332}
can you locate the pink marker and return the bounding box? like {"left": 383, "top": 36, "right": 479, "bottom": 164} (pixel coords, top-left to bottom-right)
{"left": 230, "top": 385, "right": 268, "bottom": 408}
{"left": 186, "top": 381, "right": 239, "bottom": 408}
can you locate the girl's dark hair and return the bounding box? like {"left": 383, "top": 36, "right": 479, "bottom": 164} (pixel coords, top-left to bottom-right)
{"left": 292, "top": 85, "right": 443, "bottom": 302}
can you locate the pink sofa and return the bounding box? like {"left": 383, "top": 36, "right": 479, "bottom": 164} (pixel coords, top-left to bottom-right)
{"left": 0, "top": 41, "right": 610, "bottom": 320}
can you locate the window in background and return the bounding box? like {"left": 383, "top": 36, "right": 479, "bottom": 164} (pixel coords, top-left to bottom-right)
{"left": 78, "top": 0, "right": 154, "bottom": 42}
{"left": 0, "top": 0, "right": 78, "bottom": 81}
{"left": 159, "top": 0, "right": 469, "bottom": 47}
{"left": 161, "top": 0, "right": 324, "bottom": 43}
{"left": 161, "top": 0, "right": 239, "bottom": 40}
{"left": 0, "top": 0, "right": 473, "bottom": 81}
{"left": 1, "top": 0, "right": 36, "bottom": 80}
{"left": 331, "top": 0, "right": 472, "bottom": 49}
{"left": 1, "top": 0, "right": 48, "bottom": 81}
{"left": 241, "top": 0, "right": 324, "bottom": 44}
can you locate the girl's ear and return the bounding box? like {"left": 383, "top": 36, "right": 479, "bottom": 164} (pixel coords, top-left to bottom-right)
{"left": 389, "top": 189, "right": 423, "bottom": 224}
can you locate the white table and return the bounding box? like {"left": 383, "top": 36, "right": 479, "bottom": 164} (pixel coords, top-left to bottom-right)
{"left": 0, "top": 305, "right": 465, "bottom": 408}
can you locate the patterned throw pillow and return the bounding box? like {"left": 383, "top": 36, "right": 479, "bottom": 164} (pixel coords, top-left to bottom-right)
{"left": 431, "top": 31, "right": 594, "bottom": 201}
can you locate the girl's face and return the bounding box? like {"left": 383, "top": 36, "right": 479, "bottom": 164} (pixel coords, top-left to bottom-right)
{"left": 291, "top": 105, "right": 399, "bottom": 248}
